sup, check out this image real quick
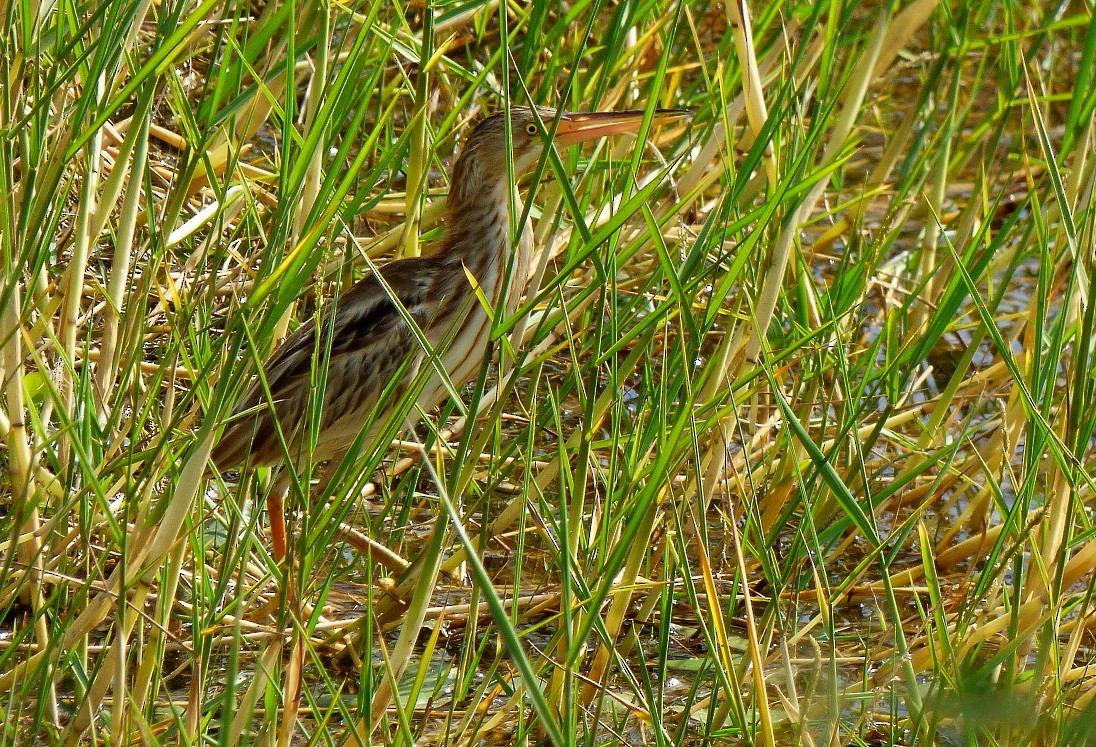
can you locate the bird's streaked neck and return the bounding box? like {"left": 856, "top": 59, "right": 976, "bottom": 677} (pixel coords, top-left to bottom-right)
{"left": 445, "top": 169, "right": 531, "bottom": 270}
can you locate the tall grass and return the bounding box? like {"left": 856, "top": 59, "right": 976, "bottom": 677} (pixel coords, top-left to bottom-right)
{"left": 1, "top": 0, "right": 1094, "bottom": 744}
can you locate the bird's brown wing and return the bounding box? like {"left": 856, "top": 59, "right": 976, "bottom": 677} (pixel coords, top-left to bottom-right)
{"left": 210, "top": 256, "right": 450, "bottom": 469}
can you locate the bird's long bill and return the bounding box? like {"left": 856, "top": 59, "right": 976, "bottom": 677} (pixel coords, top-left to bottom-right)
{"left": 551, "top": 109, "right": 689, "bottom": 147}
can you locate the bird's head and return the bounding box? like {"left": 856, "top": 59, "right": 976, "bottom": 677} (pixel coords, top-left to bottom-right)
{"left": 448, "top": 105, "right": 686, "bottom": 209}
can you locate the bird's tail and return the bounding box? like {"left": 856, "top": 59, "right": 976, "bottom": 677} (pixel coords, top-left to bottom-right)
{"left": 209, "top": 412, "right": 272, "bottom": 471}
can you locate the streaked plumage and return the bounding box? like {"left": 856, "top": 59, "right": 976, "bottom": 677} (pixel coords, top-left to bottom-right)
{"left": 211, "top": 106, "right": 685, "bottom": 557}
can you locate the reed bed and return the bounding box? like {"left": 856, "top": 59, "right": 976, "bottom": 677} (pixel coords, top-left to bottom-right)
{"left": 0, "top": 0, "right": 1094, "bottom": 744}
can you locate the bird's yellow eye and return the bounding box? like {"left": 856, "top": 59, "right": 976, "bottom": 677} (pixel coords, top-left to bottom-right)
{"left": 524, "top": 122, "right": 538, "bottom": 136}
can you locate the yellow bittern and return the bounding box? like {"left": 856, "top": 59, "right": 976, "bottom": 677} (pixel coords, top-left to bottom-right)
{"left": 212, "top": 106, "right": 685, "bottom": 559}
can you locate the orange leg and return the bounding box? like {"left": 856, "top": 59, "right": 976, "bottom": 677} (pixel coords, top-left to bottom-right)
{"left": 267, "top": 490, "right": 287, "bottom": 562}
{"left": 263, "top": 468, "right": 296, "bottom": 562}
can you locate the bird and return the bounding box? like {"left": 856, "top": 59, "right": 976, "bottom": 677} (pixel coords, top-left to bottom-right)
{"left": 211, "top": 105, "right": 687, "bottom": 561}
